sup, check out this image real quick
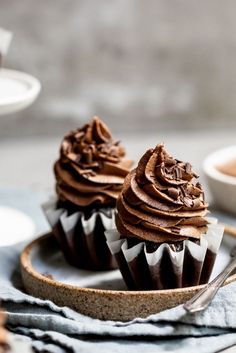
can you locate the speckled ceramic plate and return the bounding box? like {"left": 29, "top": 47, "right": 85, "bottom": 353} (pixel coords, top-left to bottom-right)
{"left": 21, "top": 229, "right": 236, "bottom": 321}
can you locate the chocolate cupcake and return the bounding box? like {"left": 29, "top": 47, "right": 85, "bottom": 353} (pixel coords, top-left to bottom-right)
{"left": 43, "top": 116, "right": 133, "bottom": 270}
{"left": 105, "top": 144, "right": 224, "bottom": 290}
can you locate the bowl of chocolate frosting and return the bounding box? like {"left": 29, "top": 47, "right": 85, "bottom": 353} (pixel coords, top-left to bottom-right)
{"left": 203, "top": 145, "right": 236, "bottom": 214}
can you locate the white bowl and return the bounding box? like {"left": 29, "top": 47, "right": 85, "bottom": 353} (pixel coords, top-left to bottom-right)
{"left": 203, "top": 145, "right": 236, "bottom": 214}
{"left": 0, "top": 68, "right": 41, "bottom": 115}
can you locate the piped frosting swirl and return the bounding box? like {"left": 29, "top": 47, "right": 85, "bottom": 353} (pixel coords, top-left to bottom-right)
{"left": 116, "top": 144, "right": 209, "bottom": 243}
{"left": 54, "top": 116, "right": 132, "bottom": 208}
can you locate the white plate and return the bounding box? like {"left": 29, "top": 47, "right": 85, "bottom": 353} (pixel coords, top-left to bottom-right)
{"left": 0, "top": 68, "right": 41, "bottom": 115}
{"left": 0, "top": 206, "right": 35, "bottom": 246}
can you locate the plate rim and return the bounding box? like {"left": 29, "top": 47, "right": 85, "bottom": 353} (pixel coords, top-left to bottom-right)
{"left": 0, "top": 68, "right": 41, "bottom": 106}
{"left": 20, "top": 231, "right": 236, "bottom": 297}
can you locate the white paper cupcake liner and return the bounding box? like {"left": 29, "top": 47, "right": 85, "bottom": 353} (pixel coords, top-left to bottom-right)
{"left": 42, "top": 200, "right": 117, "bottom": 271}
{"left": 105, "top": 218, "right": 224, "bottom": 290}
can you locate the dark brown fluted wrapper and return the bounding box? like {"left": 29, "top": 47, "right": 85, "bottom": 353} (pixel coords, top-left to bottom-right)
{"left": 105, "top": 220, "right": 224, "bottom": 290}
{"left": 43, "top": 201, "right": 117, "bottom": 271}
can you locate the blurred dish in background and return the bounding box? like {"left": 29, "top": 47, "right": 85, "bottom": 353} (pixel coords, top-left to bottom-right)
{"left": 0, "top": 206, "right": 35, "bottom": 246}
{"left": 0, "top": 28, "right": 41, "bottom": 115}
{"left": 217, "top": 158, "right": 236, "bottom": 178}
{"left": 0, "top": 28, "right": 39, "bottom": 245}
{"left": 0, "top": 69, "right": 41, "bottom": 115}
{"left": 203, "top": 145, "right": 236, "bottom": 215}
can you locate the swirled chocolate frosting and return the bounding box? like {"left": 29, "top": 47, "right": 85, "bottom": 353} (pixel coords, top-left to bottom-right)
{"left": 54, "top": 116, "right": 133, "bottom": 209}
{"left": 116, "top": 144, "right": 209, "bottom": 243}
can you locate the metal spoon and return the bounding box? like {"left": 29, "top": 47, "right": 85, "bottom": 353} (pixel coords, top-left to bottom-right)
{"left": 184, "top": 246, "right": 236, "bottom": 313}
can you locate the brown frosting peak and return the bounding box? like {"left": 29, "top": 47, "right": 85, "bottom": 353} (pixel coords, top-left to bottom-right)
{"left": 116, "top": 143, "right": 209, "bottom": 243}
{"left": 55, "top": 116, "right": 133, "bottom": 208}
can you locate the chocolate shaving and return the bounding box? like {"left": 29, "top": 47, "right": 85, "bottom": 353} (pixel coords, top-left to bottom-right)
{"left": 177, "top": 167, "right": 182, "bottom": 179}
{"left": 180, "top": 185, "right": 186, "bottom": 197}
{"left": 185, "top": 162, "right": 192, "bottom": 174}
{"left": 165, "top": 158, "right": 176, "bottom": 166}
{"left": 168, "top": 187, "right": 179, "bottom": 200}
{"left": 61, "top": 116, "right": 126, "bottom": 168}
{"left": 171, "top": 226, "right": 181, "bottom": 234}
{"left": 183, "top": 197, "right": 193, "bottom": 207}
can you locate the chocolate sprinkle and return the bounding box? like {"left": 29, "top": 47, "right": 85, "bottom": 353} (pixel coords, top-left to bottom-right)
{"left": 185, "top": 162, "right": 192, "bottom": 174}
{"left": 168, "top": 187, "right": 179, "bottom": 199}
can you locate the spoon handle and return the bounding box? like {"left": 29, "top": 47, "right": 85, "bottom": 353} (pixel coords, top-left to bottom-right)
{"left": 184, "top": 258, "right": 236, "bottom": 313}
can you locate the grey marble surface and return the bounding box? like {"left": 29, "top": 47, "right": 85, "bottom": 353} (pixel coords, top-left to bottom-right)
{"left": 1, "top": 0, "right": 236, "bottom": 139}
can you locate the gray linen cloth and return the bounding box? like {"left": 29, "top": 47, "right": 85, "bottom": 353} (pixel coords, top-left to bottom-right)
{"left": 1, "top": 187, "right": 236, "bottom": 353}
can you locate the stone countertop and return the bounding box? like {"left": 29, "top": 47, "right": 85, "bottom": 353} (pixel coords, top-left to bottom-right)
{"left": 0, "top": 129, "right": 235, "bottom": 199}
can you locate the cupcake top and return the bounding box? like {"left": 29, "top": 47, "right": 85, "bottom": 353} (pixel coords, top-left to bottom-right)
{"left": 54, "top": 116, "right": 133, "bottom": 209}
{"left": 116, "top": 143, "right": 209, "bottom": 243}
